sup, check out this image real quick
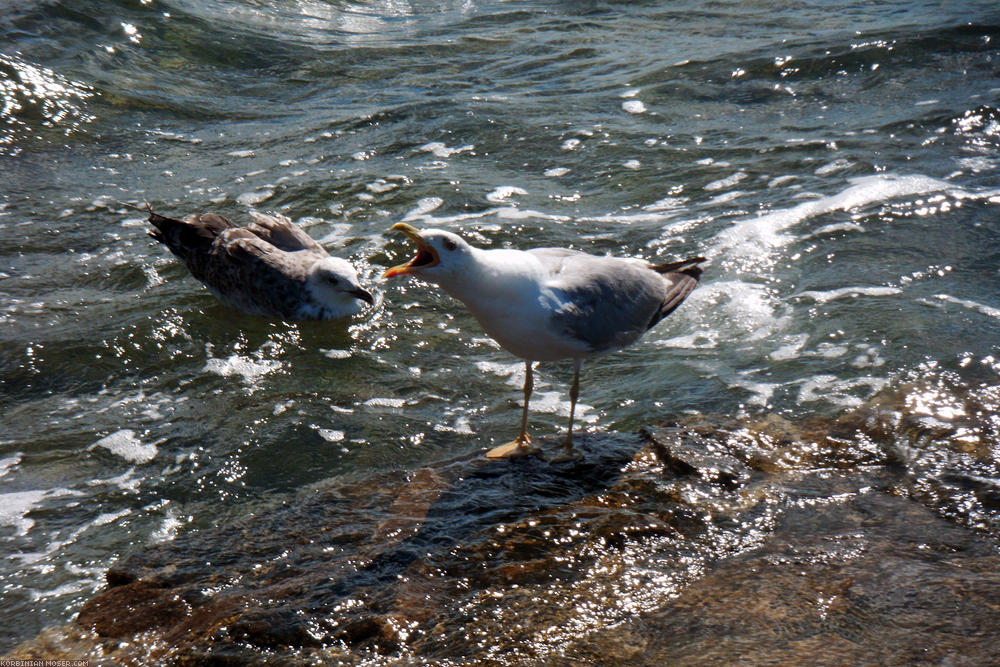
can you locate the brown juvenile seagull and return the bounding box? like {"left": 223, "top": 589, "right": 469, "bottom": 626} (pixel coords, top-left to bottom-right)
{"left": 148, "top": 210, "right": 373, "bottom": 319}
{"left": 384, "top": 222, "right": 705, "bottom": 460}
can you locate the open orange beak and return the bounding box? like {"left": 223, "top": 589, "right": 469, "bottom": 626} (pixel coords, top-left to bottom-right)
{"left": 383, "top": 222, "right": 439, "bottom": 278}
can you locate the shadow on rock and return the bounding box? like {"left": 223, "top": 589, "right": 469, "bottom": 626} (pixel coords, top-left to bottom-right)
{"left": 10, "top": 366, "right": 1000, "bottom": 665}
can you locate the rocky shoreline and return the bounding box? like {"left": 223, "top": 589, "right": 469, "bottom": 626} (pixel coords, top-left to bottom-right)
{"left": 9, "top": 380, "right": 1000, "bottom": 665}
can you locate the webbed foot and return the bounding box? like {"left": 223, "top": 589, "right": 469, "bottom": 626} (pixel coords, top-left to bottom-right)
{"left": 485, "top": 434, "right": 540, "bottom": 459}
{"left": 545, "top": 437, "right": 584, "bottom": 463}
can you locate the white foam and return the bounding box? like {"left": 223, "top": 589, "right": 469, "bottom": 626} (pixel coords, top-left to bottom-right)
{"left": 713, "top": 174, "right": 952, "bottom": 261}
{"left": 203, "top": 354, "right": 283, "bottom": 383}
{"left": 806, "top": 221, "right": 865, "bottom": 238}
{"left": 447, "top": 415, "right": 475, "bottom": 435}
{"left": 315, "top": 222, "right": 354, "bottom": 246}
{"left": 0, "top": 490, "right": 48, "bottom": 536}
{"left": 769, "top": 333, "right": 809, "bottom": 361}
{"left": 798, "top": 375, "right": 888, "bottom": 409}
{"left": 530, "top": 390, "right": 598, "bottom": 423}
{"left": 317, "top": 428, "right": 345, "bottom": 442}
{"left": 707, "top": 190, "right": 747, "bottom": 205}
{"left": 544, "top": 167, "right": 571, "bottom": 177}
{"left": 363, "top": 397, "right": 406, "bottom": 408}
{"left": 655, "top": 330, "right": 719, "bottom": 350}
{"left": 236, "top": 188, "right": 274, "bottom": 206}
{"left": 768, "top": 175, "right": 797, "bottom": 188}
{"left": 795, "top": 286, "right": 902, "bottom": 304}
{"left": 392, "top": 204, "right": 570, "bottom": 229}
{"left": 931, "top": 294, "right": 1000, "bottom": 319}
{"left": 704, "top": 171, "right": 747, "bottom": 191}
{"left": 93, "top": 509, "right": 130, "bottom": 527}
{"left": 622, "top": 100, "right": 646, "bottom": 114}
{"left": 486, "top": 186, "right": 528, "bottom": 203}
{"left": 402, "top": 197, "right": 444, "bottom": 219}
{"left": 580, "top": 209, "right": 685, "bottom": 226}
{"left": 91, "top": 469, "right": 141, "bottom": 492}
{"left": 770, "top": 334, "right": 868, "bottom": 363}
{"left": 643, "top": 196, "right": 689, "bottom": 213}
{"left": 151, "top": 507, "right": 182, "bottom": 543}
{"left": 475, "top": 360, "right": 528, "bottom": 387}
{"left": 366, "top": 179, "right": 399, "bottom": 194}
{"left": 91, "top": 429, "right": 157, "bottom": 464}
{"left": 814, "top": 159, "right": 854, "bottom": 176}
{"left": 29, "top": 581, "right": 91, "bottom": 602}
{"left": 420, "top": 142, "right": 474, "bottom": 158}
{"left": 495, "top": 207, "right": 571, "bottom": 222}
{"left": 695, "top": 280, "right": 790, "bottom": 342}
{"left": 850, "top": 344, "right": 886, "bottom": 368}
{"left": 0, "top": 454, "right": 20, "bottom": 478}
{"left": 726, "top": 374, "right": 780, "bottom": 407}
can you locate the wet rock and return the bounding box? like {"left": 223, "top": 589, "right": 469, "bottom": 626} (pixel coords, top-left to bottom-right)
{"left": 227, "top": 608, "right": 322, "bottom": 649}
{"left": 8, "top": 382, "right": 1000, "bottom": 666}
{"left": 645, "top": 425, "right": 751, "bottom": 489}
{"left": 76, "top": 581, "right": 188, "bottom": 638}
{"left": 560, "top": 492, "right": 1000, "bottom": 666}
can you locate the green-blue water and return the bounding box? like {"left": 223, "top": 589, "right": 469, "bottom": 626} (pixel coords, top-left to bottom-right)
{"left": 3, "top": 0, "right": 1000, "bottom": 655}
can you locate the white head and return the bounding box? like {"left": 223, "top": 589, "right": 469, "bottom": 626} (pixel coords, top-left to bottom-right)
{"left": 382, "top": 223, "right": 477, "bottom": 286}
{"left": 307, "top": 257, "right": 374, "bottom": 317}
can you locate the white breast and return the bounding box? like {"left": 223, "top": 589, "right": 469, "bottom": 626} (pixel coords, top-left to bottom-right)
{"left": 438, "top": 248, "right": 594, "bottom": 361}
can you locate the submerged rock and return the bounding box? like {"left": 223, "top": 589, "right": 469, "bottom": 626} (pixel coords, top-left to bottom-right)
{"left": 561, "top": 491, "right": 1000, "bottom": 666}
{"left": 9, "top": 374, "right": 1000, "bottom": 665}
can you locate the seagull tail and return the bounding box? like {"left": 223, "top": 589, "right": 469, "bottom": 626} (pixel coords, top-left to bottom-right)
{"left": 147, "top": 210, "right": 236, "bottom": 260}
{"left": 650, "top": 256, "right": 707, "bottom": 281}
{"left": 646, "top": 256, "right": 706, "bottom": 331}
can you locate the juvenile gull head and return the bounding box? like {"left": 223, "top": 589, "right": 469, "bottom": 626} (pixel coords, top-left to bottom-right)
{"left": 384, "top": 222, "right": 705, "bottom": 459}
{"left": 306, "top": 256, "right": 376, "bottom": 315}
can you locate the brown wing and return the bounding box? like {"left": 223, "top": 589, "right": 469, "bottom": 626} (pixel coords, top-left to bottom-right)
{"left": 193, "top": 229, "right": 315, "bottom": 318}
{"left": 246, "top": 212, "right": 327, "bottom": 255}
{"left": 149, "top": 210, "right": 322, "bottom": 318}
{"left": 147, "top": 211, "right": 237, "bottom": 260}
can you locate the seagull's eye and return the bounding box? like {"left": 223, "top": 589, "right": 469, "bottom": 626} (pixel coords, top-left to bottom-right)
{"left": 326, "top": 276, "right": 339, "bottom": 285}
{"left": 444, "top": 239, "right": 457, "bottom": 252}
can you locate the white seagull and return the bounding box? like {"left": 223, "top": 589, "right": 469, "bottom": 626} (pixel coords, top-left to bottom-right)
{"left": 148, "top": 209, "right": 374, "bottom": 320}
{"left": 383, "top": 222, "right": 705, "bottom": 459}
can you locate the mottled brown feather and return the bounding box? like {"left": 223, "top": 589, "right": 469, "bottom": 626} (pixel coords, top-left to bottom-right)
{"left": 147, "top": 210, "right": 342, "bottom": 319}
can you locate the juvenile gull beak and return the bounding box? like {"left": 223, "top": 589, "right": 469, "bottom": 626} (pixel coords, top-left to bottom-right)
{"left": 383, "top": 222, "right": 439, "bottom": 278}
{"left": 351, "top": 287, "right": 375, "bottom": 305}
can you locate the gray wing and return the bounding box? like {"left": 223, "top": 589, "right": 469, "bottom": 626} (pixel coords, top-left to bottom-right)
{"left": 196, "top": 229, "right": 316, "bottom": 318}
{"left": 247, "top": 212, "right": 328, "bottom": 256}
{"left": 531, "top": 248, "right": 701, "bottom": 353}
